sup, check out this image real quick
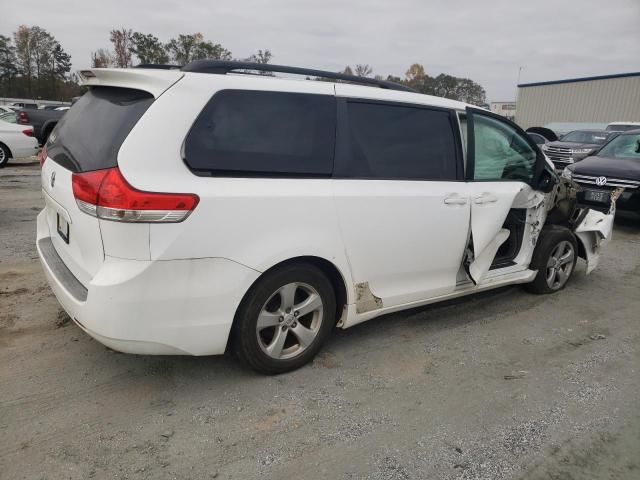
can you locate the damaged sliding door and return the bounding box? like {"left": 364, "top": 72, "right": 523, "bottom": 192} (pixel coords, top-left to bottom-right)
{"left": 464, "top": 108, "right": 542, "bottom": 283}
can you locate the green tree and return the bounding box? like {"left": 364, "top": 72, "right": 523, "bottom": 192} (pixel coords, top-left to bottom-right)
{"left": 13, "top": 25, "right": 34, "bottom": 96}
{"left": 0, "top": 35, "right": 18, "bottom": 88}
{"left": 12, "top": 25, "right": 71, "bottom": 98}
{"left": 192, "top": 40, "right": 232, "bottom": 61}
{"left": 130, "top": 32, "right": 168, "bottom": 64}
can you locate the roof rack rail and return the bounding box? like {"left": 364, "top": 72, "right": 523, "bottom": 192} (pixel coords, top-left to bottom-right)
{"left": 136, "top": 64, "right": 183, "bottom": 70}
{"left": 181, "top": 60, "right": 416, "bottom": 93}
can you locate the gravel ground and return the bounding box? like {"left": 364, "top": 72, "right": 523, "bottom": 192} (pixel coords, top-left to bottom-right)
{"left": 1, "top": 158, "right": 639, "bottom": 480}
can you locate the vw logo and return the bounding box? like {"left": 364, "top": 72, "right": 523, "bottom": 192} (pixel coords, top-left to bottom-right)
{"left": 595, "top": 176, "right": 607, "bottom": 186}
{"left": 50, "top": 171, "right": 56, "bottom": 188}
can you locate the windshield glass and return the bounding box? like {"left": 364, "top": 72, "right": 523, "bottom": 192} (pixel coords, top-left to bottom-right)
{"left": 598, "top": 133, "right": 640, "bottom": 160}
{"left": 561, "top": 130, "right": 609, "bottom": 144}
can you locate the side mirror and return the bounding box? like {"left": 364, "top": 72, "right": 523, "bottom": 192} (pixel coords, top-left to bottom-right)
{"left": 537, "top": 167, "right": 559, "bottom": 193}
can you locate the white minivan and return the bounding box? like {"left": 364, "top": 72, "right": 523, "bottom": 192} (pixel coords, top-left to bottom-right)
{"left": 37, "top": 61, "right": 615, "bottom": 374}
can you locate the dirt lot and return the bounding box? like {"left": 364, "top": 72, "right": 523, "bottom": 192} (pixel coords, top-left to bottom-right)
{"left": 1, "top": 158, "right": 639, "bottom": 480}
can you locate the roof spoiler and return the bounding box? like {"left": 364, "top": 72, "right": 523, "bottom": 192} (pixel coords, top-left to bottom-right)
{"left": 77, "top": 68, "right": 184, "bottom": 98}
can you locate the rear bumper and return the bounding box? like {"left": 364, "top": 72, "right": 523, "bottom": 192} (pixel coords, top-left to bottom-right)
{"left": 37, "top": 211, "right": 260, "bottom": 355}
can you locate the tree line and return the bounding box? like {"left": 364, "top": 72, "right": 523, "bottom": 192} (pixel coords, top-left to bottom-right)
{"left": 0, "top": 26, "right": 78, "bottom": 101}
{"left": 91, "top": 29, "right": 272, "bottom": 68}
{"left": 0, "top": 24, "right": 486, "bottom": 105}
{"left": 339, "top": 63, "right": 486, "bottom": 106}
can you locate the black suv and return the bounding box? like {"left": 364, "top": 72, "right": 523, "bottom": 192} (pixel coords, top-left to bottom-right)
{"left": 565, "top": 130, "right": 640, "bottom": 213}
{"left": 542, "top": 129, "right": 614, "bottom": 170}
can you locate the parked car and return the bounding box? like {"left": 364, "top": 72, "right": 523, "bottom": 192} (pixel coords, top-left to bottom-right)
{"left": 0, "top": 121, "right": 39, "bottom": 167}
{"left": 0, "top": 105, "right": 15, "bottom": 114}
{"left": 606, "top": 122, "right": 640, "bottom": 132}
{"left": 41, "top": 105, "right": 66, "bottom": 111}
{"left": 37, "top": 62, "right": 615, "bottom": 374}
{"left": 543, "top": 122, "right": 608, "bottom": 138}
{"left": 526, "top": 126, "right": 558, "bottom": 142}
{"left": 16, "top": 108, "right": 65, "bottom": 144}
{"left": 8, "top": 102, "right": 38, "bottom": 110}
{"left": 541, "top": 129, "right": 614, "bottom": 169}
{"left": 564, "top": 129, "right": 640, "bottom": 213}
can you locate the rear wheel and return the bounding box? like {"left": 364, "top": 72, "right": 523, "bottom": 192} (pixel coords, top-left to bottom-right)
{"left": 526, "top": 226, "right": 578, "bottom": 294}
{"left": 234, "top": 263, "right": 336, "bottom": 374}
{"left": 0, "top": 143, "right": 11, "bottom": 168}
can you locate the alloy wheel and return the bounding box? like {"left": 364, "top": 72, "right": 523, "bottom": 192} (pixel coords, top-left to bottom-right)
{"left": 256, "top": 282, "right": 324, "bottom": 360}
{"left": 545, "top": 240, "right": 575, "bottom": 290}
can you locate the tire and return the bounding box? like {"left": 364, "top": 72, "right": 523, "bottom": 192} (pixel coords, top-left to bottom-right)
{"left": 0, "top": 143, "right": 11, "bottom": 168}
{"left": 233, "top": 263, "right": 336, "bottom": 374}
{"left": 525, "top": 226, "right": 578, "bottom": 294}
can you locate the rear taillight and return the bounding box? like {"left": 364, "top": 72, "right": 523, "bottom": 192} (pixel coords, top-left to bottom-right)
{"left": 39, "top": 144, "right": 47, "bottom": 167}
{"left": 18, "top": 111, "right": 29, "bottom": 124}
{"left": 22, "top": 128, "right": 34, "bottom": 137}
{"left": 72, "top": 167, "right": 199, "bottom": 223}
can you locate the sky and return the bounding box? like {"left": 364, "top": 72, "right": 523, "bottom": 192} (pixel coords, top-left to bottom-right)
{"left": 3, "top": 0, "right": 640, "bottom": 102}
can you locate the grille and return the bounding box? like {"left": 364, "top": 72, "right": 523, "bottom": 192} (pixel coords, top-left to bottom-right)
{"left": 573, "top": 174, "right": 640, "bottom": 190}
{"left": 545, "top": 146, "right": 574, "bottom": 167}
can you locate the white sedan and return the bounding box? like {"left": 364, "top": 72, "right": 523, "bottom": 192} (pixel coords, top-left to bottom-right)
{"left": 0, "top": 118, "right": 39, "bottom": 168}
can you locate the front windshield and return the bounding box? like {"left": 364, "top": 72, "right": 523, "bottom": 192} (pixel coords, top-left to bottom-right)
{"left": 598, "top": 133, "right": 640, "bottom": 160}
{"left": 561, "top": 130, "right": 609, "bottom": 144}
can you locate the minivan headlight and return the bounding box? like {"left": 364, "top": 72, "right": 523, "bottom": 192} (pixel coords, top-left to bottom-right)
{"left": 562, "top": 167, "right": 573, "bottom": 180}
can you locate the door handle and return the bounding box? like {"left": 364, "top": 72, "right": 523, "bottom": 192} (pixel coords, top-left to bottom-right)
{"left": 474, "top": 193, "right": 498, "bottom": 205}
{"left": 444, "top": 194, "right": 468, "bottom": 206}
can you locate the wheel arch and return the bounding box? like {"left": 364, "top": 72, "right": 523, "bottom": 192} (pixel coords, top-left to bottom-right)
{"left": 230, "top": 255, "right": 350, "bottom": 349}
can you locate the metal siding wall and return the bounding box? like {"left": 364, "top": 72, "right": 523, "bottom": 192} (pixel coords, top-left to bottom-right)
{"left": 516, "top": 76, "right": 640, "bottom": 129}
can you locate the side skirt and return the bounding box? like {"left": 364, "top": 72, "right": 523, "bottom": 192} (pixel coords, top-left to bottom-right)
{"left": 340, "top": 268, "right": 536, "bottom": 329}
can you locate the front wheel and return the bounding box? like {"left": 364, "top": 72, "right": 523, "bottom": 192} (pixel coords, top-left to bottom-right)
{"left": 526, "top": 226, "right": 578, "bottom": 294}
{"left": 233, "top": 264, "right": 336, "bottom": 374}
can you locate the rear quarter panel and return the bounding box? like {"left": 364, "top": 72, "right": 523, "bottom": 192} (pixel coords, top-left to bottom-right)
{"left": 116, "top": 73, "right": 355, "bottom": 303}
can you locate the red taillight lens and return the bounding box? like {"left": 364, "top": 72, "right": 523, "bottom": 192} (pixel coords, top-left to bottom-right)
{"left": 18, "top": 111, "right": 29, "bottom": 124}
{"left": 72, "top": 167, "right": 199, "bottom": 223}
{"left": 22, "top": 128, "right": 34, "bottom": 137}
{"left": 39, "top": 144, "right": 48, "bottom": 167}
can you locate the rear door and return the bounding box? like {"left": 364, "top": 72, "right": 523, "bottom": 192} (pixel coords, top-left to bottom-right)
{"left": 333, "top": 92, "right": 469, "bottom": 309}
{"left": 464, "top": 107, "right": 543, "bottom": 282}
{"left": 41, "top": 87, "right": 155, "bottom": 285}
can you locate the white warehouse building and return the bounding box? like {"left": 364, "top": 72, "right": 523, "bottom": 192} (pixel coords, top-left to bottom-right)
{"left": 516, "top": 72, "right": 640, "bottom": 130}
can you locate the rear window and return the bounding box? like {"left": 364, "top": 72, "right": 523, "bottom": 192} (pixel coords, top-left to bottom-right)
{"left": 335, "top": 101, "right": 458, "bottom": 180}
{"left": 47, "top": 87, "right": 154, "bottom": 172}
{"left": 184, "top": 90, "right": 336, "bottom": 176}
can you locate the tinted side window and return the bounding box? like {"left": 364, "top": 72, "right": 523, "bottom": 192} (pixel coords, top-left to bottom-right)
{"left": 184, "top": 90, "right": 336, "bottom": 176}
{"left": 336, "top": 101, "right": 458, "bottom": 180}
